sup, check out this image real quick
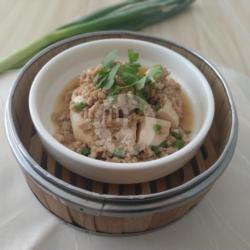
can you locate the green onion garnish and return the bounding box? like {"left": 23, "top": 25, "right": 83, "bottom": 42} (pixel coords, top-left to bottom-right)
{"left": 113, "top": 148, "right": 124, "bottom": 158}
{"left": 153, "top": 123, "right": 162, "bottom": 133}
{"left": 174, "top": 139, "right": 185, "bottom": 149}
{"left": 151, "top": 145, "right": 161, "bottom": 156}
{"left": 170, "top": 131, "right": 182, "bottom": 139}
{"left": 159, "top": 140, "right": 167, "bottom": 148}
{"left": 74, "top": 102, "right": 85, "bottom": 112}
{"left": 81, "top": 147, "right": 91, "bottom": 156}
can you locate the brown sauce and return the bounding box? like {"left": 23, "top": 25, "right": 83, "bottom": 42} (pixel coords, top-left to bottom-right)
{"left": 180, "top": 90, "right": 193, "bottom": 132}
{"left": 52, "top": 77, "right": 193, "bottom": 133}
{"left": 52, "top": 77, "right": 80, "bottom": 123}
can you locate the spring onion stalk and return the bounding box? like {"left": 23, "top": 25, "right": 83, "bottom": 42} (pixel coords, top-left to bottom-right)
{"left": 58, "top": 0, "right": 144, "bottom": 30}
{"left": 0, "top": 0, "right": 195, "bottom": 74}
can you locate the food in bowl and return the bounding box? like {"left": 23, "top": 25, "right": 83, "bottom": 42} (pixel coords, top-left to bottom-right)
{"left": 29, "top": 38, "right": 214, "bottom": 183}
{"left": 51, "top": 49, "right": 193, "bottom": 163}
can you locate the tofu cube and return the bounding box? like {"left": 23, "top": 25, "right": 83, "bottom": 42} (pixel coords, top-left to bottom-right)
{"left": 157, "top": 97, "right": 179, "bottom": 127}
{"left": 138, "top": 117, "right": 171, "bottom": 146}
{"left": 70, "top": 89, "right": 93, "bottom": 144}
{"left": 70, "top": 112, "right": 93, "bottom": 144}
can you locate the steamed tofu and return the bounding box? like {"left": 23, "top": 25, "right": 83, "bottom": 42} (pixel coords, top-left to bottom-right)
{"left": 70, "top": 89, "right": 93, "bottom": 144}
{"left": 70, "top": 112, "right": 93, "bottom": 144}
{"left": 157, "top": 97, "right": 179, "bottom": 127}
{"left": 71, "top": 91, "right": 85, "bottom": 106}
{"left": 114, "top": 118, "right": 137, "bottom": 153}
{"left": 115, "top": 119, "right": 136, "bottom": 144}
{"left": 138, "top": 117, "right": 171, "bottom": 147}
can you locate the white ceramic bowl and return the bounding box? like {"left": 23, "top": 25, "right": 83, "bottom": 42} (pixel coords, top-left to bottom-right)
{"left": 29, "top": 38, "right": 214, "bottom": 184}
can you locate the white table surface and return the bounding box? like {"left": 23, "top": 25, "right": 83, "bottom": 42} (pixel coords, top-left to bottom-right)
{"left": 1, "top": 0, "right": 250, "bottom": 76}
{"left": 0, "top": 67, "right": 249, "bottom": 250}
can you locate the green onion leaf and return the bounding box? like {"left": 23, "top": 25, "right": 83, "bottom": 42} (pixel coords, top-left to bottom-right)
{"left": 174, "top": 139, "right": 185, "bottom": 150}
{"left": 135, "top": 76, "right": 147, "bottom": 90}
{"left": 159, "top": 140, "right": 167, "bottom": 148}
{"left": 103, "top": 63, "right": 120, "bottom": 90}
{"left": 102, "top": 50, "right": 118, "bottom": 67}
{"left": 0, "top": 0, "right": 195, "bottom": 75}
{"left": 81, "top": 147, "right": 91, "bottom": 156}
{"left": 109, "top": 85, "right": 121, "bottom": 96}
{"left": 119, "top": 62, "right": 140, "bottom": 84}
{"left": 74, "top": 102, "right": 86, "bottom": 112}
{"left": 147, "top": 65, "right": 163, "bottom": 82}
{"left": 135, "top": 89, "right": 148, "bottom": 100}
{"left": 151, "top": 145, "right": 161, "bottom": 156}
{"left": 135, "top": 96, "right": 148, "bottom": 112}
{"left": 94, "top": 74, "right": 109, "bottom": 88}
{"left": 113, "top": 148, "right": 124, "bottom": 158}
{"left": 119, "top": 70, "right": 137, "bottom": 84}
{"left": 153, "top": 123, "right": 162, "bottom": 133}
{"left": 154, "top": 103, "right": 161, "bottom": 111}
{"left": 170, "top": 131, "right": 182, "bottom": 139}
{"left": 128, "top": 48, "right": 139, "bottom": 63}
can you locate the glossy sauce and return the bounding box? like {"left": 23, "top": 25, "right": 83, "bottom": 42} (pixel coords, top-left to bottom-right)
{"left": 180, "top": 90, "right": 193, "bottom": 132}
{"left": 52, "top": 77, "right": 80, "bottom": 122}
{"left": 53, "top": 77, "right": 193, "bottom": 133}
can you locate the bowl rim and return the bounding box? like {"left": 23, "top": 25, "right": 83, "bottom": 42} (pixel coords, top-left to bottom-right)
{"left": 5, "top": 31, "right": 238, "bottom": 202}
{"left": 29, "top": 37, "right": 215, "bottom": 171}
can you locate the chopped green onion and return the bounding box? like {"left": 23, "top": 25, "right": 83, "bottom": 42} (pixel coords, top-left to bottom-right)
{"left": 135, "top": 89, "right": 148, "bottom": 101}
{"left": 150, "top": 82, "right": 161, "bottom": 90}
{"left": 113, "top": 148, "right": 125, "bottom": 158}
{"left": 119, "top": 63, "right": 140, "bottom": 84}
{"left": 74, "top": 102, "right": 85, "bottom": 112}
{"left": 153, "top": 123, "right": 162, "bottom": 133}
{"left": 128, "top": 48, "right": 139, "bottom": 63}
{"left": 81, "top": 147, "right": 91, "bottom": 156}
{"left": 154, "top": 103, "right": 162, "bottom": 111}
{"left": 174, "top": 139, "right": 185, "bottom": 149}
{"left": 137, "top": 97, "right": 147, "bottom": 112}
{"left": 151, "top": 145, "right": 161, "bottom": 156}
{"left": 135, "top": 76, "right": 147, "bottom": 90}
{"left": 159, "top": 140, "right": 167, "bottom": 148}
{"left": 170, "top": 131, "right": 182, "bottom": 139}
{"left": 102, "top": 50, "right": 118, "bottom": 67}
{"left": 103, "top": 64, "right": 121, "bottom": 90}
{"left": 147, "top": 65, "right": 163, "bottom": 82}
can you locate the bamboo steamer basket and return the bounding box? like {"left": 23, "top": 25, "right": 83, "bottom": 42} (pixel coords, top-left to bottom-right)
{"left": 5, "top": 31, "right": 238, "bottom": 234}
